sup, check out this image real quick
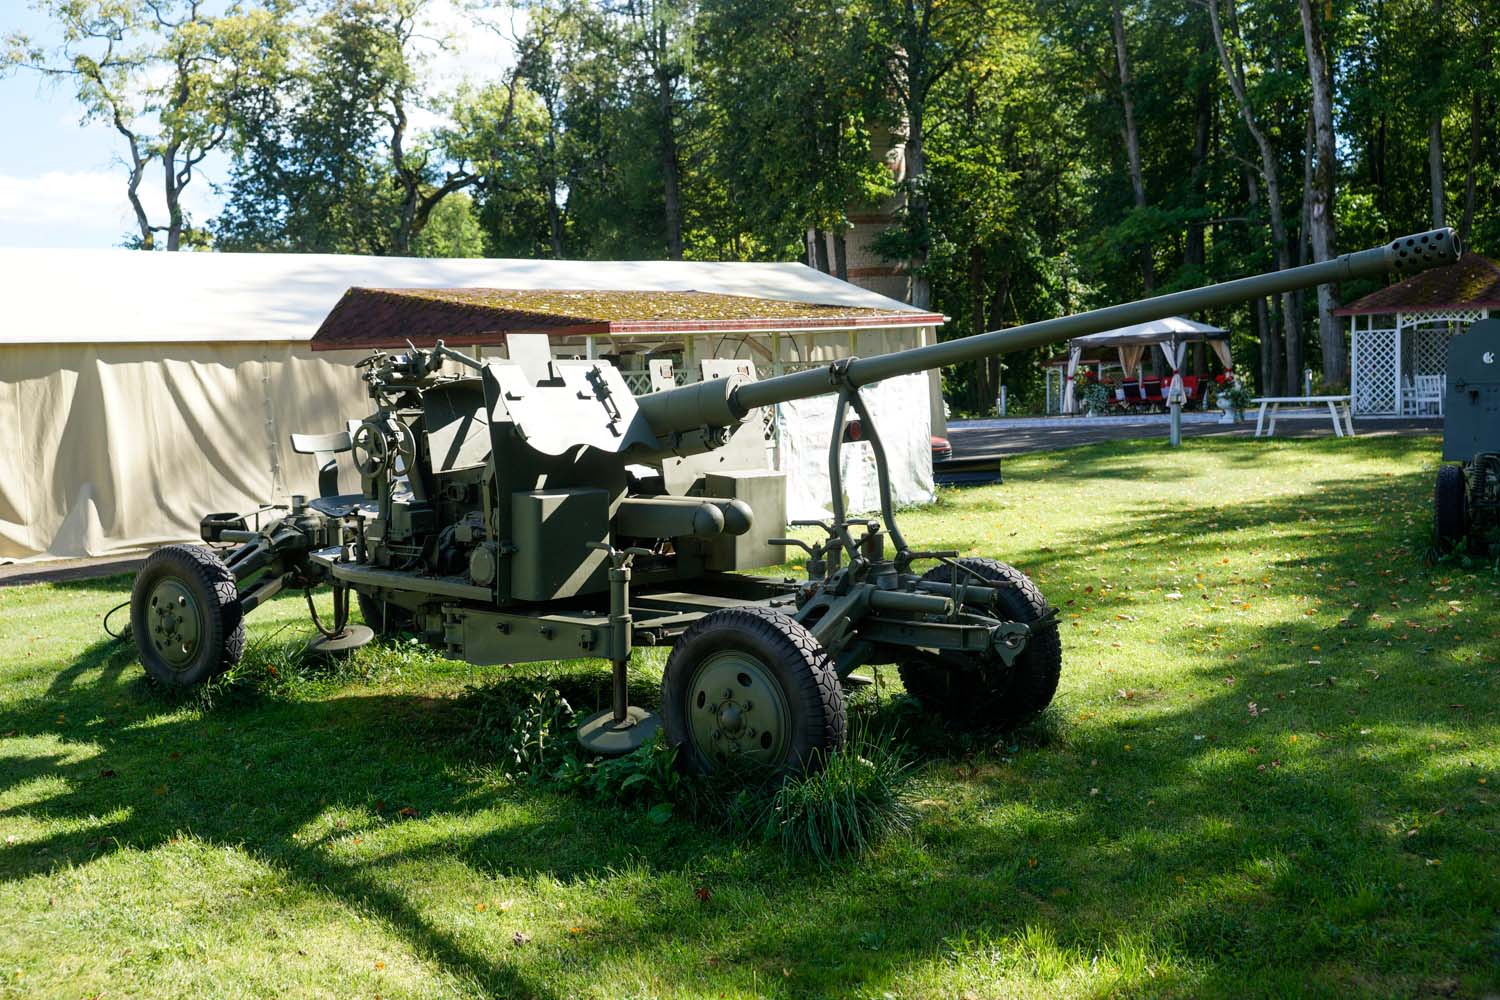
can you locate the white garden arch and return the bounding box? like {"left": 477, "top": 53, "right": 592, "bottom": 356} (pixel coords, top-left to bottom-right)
{"left": 1338, "top": 255, "right": 1500, "bottom": 416}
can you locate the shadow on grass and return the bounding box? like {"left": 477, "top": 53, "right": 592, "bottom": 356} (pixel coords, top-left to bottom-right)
{"left": 0, "top": 455, "right": 1496, "bottom": 996}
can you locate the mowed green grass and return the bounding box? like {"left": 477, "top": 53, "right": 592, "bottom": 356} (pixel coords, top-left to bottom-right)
{"left": 1, "top": 435, "right": 1497, "bottom": 999}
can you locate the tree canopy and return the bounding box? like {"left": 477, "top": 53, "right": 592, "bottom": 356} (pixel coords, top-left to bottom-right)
{"left": 7, "top": 0, "right": 1497, "bottom": 402}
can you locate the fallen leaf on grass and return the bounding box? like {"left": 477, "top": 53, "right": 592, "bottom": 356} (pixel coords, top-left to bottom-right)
{"left": 511, "top": 931, "right": 531, "bottom": 947}
{"left": 694, "top": 886, "right": 712, "bottom": 902}
{"left": 398, "top": 806, "right": 418, "bottom": 818}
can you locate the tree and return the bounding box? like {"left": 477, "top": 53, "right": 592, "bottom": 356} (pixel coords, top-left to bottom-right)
{"left": 856, "top": 0, "right": 998, "bottom": 308}
{"left": 5, "top": 0, "right": 287, "bottom": 249}
{"left": 697, "top": 0, "right": 888, "bottom": 272}
{"left": 1204, "top": 0, "right": 1298, "bottom": 393}
{"left": 1297, "top": 0, "right": 1344, "bottom": 387}
{"left": 216, "top": 0, "right": 536, "bottom": 256}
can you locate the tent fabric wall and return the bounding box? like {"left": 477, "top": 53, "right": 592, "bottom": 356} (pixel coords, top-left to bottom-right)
{"left": 1, "top": 344, "right": 369, "bottom": 562}
{"left": 775, "top": 372, "right": 935, "bottom": 521}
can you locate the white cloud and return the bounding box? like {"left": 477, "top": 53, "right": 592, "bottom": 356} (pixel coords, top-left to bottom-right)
{"left": 0, "top": 169, "right": 128, "bottom": 227}
{"left": 0, "top": 161, "right": 225, "bottom": 232}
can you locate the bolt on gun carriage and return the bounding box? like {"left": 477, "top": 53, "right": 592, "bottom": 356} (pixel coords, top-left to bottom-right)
{"left": 130, "top": 229, "right": 1461, "bottom": 775}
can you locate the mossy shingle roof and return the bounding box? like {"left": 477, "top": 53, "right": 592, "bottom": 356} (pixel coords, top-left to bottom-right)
{"left": 310, "top": 287, "right": 943, "bottom": 350}
{"left": 1334, "top": 254, "right": 1500, "bottom": 315}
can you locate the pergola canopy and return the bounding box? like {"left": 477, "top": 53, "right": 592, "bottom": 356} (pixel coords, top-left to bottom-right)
{"left": 1061, "top": 316, "right": 1232, "bottom": 412}
{"left": 1335, "top": 255, "right": 1498, "bottom": 415}
{"left": 1334, "top": 254, "right": 1500, "bottom": 316}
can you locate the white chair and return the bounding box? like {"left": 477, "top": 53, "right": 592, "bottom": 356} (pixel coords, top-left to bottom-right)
{"left": 1411, "top": 374, "right": 1444, "bottom": 416}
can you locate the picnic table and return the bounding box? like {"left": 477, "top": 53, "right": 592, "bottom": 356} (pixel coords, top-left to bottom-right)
{"left": 1251, "top": 395, "right": 1356, "bottom": 438}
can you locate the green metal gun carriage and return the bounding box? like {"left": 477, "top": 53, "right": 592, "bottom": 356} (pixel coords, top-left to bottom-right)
{"left": 1434, "top": 317, "right": 1500, "bottom": 553}
{"left": 130, "top": 229, "right": 1460, "bottom": 776}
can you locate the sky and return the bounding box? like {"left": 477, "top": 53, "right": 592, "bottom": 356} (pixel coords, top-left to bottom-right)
{"left": 0, "top": 1, "right": 518, "bottom": 249}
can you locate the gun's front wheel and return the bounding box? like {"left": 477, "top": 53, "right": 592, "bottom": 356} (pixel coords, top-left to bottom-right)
{"left": 130, "top": 545, "right": 246, "bottom": 687}
{"left": 898, "top": 558, "right": 1061, "bottom": 729}
{"left": 661, "top": 607, "right": 845, "bottom": 775}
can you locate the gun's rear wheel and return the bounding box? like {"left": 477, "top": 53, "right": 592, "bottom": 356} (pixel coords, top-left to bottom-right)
{"left": 130, "top": 545, "right": 245, "bottom": 687}
{"left": 898, "top": 558, "right": 1061, "bottom": 729}
{"left": 662, "top": 607, "right": 845, "bottom": 775}
{"left": 356, "top": 591, "right": 413, "bottom": 636}
{"left": 1434, "top": 464, "right": 1469, "bottom": 552}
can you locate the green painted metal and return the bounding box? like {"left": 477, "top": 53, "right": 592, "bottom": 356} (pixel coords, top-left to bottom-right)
{"left": 131, "top": 227, "right": 1464, "bottom": 775}
{"left": 685, "top": 649, "right": 793, "bottom": 767}
{"left": 146, "top": 579, "right": 203, "bottom": 668}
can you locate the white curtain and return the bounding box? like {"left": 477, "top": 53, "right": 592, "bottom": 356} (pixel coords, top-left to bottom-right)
{"left": 1158, "top": 339, "right": 1190, "bottom": 402}
{"left": 1209, "top": 338, "right": 1233, "bottom": 370}
{"left": 1062, "top": 345, "right": 1083, "bottom": 413}
{"left": 1117, "top": 345, "right": 1146, "bottom": 382}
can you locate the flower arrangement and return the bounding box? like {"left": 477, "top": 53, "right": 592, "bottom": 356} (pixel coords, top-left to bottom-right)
{"left": 1079, "top": 377, "right": 1112, "bottom": 415}
{"left": 1213, "top": 369, "right": 1254, "bottom": 414}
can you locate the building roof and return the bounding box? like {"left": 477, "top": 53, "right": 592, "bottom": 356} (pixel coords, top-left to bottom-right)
{"left": 0, "top": 249, "right": 933, "bottom": 346}
{"left": 1334, "top": 253, "right": 1500, "bottom": 316}
{"left": 310, "top": 287, "right": 941, "bottom": 351}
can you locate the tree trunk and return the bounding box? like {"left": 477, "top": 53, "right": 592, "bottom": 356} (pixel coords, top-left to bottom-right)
{"left": 970, "top": 243, "right": 989, "bottom": 405}
{"left": 547, "top": 187, "right": 565, "bottom": 256}
{"left": 1298, "top": 0, "right": 1344, "bottom": 387}
{"left": 1210, "top": 0, "right": 1294, "bottom": 392}
{"left": 162, "top": 146, "right": 183, "bottom": 251}
{"left": 1111, "top": 0, "right": 1152, "bottom": 293}
{"left": 1185, "top": 29, "right": 1211, "bottom": 276}
{"left": 905, "top": 102, "right": 931, "bottom": 308}
{"left": 1429, "top": 116, "right": 1445, "bottom": 227}
{"left": 833, "top": 230, "right": 848, "bottom": 281}
{"left": 654, "top": 54, "right": 683, "bottom": 260}
{"left": 1461, "top": 87, "right": 1481, "bottom": 242}
{"left": 1429, "top": 0, "right": 1446, "bottom": 228}
{"left": 812, "top": 228, "right": 831, "bottom": 273}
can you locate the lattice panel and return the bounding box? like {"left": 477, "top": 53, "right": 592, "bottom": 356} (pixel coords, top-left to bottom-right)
{"left": 1354, "top": 328, "right": 1397, "bottom": 414}
{"left": 1414, "top": 327, "right": 1451, "bottom": 378}
{"left": 621, "top": 370, "right": 651, "bottom": 395}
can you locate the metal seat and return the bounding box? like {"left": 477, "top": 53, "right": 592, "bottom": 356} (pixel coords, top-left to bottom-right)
{"left": 289, "top": 422, "right": 359, "bottom": 498}
{"left": 307, "top": 494, "right": 377, "bottom": 518}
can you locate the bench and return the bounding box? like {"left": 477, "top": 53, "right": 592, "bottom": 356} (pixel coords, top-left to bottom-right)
{"left": 1251, "top": 395, "right": 1355, "bottom": 438}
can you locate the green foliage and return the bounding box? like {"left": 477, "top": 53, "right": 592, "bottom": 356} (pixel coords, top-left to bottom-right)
{"left": 738, "top": 728, "right": 919, "bottom": 863}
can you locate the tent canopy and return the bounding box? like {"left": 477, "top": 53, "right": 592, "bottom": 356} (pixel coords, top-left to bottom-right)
{"left": 1062, "top": 316, "right": 1232, "bottom": 412}
{"left": 1068, "top": 316, "right": 1228, "bottom": 349}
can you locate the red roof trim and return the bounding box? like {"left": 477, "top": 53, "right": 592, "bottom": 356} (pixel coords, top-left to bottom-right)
{"left": 603, "top": 312, "right": 944, "bottom": 334}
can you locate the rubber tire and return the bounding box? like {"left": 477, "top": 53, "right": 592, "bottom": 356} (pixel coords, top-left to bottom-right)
{"left": 130, "top": 544, "right": 245, "bottom": 687}
{"left": 356, "top": 591, "right": 413, "bottom": 636}
{"left": 897, "top": 558, "right": 1062, "bottom": 729}
{"left": 661, "top": 606, "right": 846, "bottom": 775}
{"left": 1434, "top": 465, "right": 1469, "bottom": 553}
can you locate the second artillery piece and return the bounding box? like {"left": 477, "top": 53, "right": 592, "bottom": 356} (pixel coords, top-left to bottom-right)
{"left": 1433, "top": 317, "right": 1500, "bottom": 554}
{"left": 130, "top": 229, "right": 1461, "bottom": 776}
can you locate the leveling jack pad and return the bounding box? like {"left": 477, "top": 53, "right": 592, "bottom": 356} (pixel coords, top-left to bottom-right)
{"left": 578, "top": 706, "right": 662, "bottom": 755}
{"left": 305, "top": 624, "right": 375, "bottom": 658}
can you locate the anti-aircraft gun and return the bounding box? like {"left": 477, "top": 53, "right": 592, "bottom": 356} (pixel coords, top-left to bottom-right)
{"left": 129, "top": 228, "right": 1461, "bottom": 775}
{"left": 1433, "top": 316, "right": 1500, "bottom": 553}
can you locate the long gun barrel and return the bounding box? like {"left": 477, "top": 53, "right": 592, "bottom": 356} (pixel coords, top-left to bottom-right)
{"left": 723, "top": 229, "right": 1456, "bottom": 418}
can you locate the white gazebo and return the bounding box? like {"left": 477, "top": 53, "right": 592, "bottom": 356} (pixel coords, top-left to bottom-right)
{"left": 1058, "top": 317, "right": 1232, "bottom": 413}
{"left": 1337, "top": 254, "right": 1500, "bottom": 416}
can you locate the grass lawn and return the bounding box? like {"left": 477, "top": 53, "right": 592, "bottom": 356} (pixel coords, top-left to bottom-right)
{"left": 1, "top": 434, "right": 1497, "bottom": 999}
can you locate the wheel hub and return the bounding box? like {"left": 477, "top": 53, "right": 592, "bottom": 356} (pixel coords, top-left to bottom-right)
{"left": 687, "top": 652, "right": 791, "bottom": 768}
{"left": 147, "top": 579, "right": 203, "bottom": 669}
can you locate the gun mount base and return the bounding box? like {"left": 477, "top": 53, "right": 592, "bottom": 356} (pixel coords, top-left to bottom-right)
{"left": 305, "top": 624, "right": 376, "bottom": 658}
{"left": 577, "top": 705, "right": 663, "bottom": 755}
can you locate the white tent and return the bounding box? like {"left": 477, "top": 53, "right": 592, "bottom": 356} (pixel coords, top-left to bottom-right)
{"left": 1062, "top": 317, "right": 1231, "bottom": 412}
{"left": 0, "top": 249, "right": 940, "bottom": 562}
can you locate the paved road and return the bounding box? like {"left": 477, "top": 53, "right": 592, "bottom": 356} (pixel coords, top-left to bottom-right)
{"left": 947, "top": 415, "right": 1441, "bottom": 459}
